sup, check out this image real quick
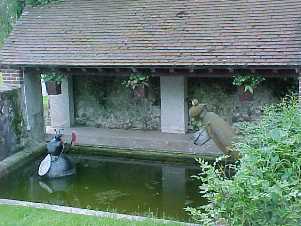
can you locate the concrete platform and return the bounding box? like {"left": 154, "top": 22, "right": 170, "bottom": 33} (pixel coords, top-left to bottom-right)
{"left": 46, "top": 127, "right": 222, "bottom": 161}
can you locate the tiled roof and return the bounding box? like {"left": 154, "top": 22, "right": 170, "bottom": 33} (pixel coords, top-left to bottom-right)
{"left": 1, "top": 0, "right": 301, "bottom": 67}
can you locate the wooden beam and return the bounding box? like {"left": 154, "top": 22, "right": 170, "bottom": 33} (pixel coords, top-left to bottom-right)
{"left": 272, "top": 69, "right": 278, "bottom": 74}
{"left": 169, "top": 68, "right": 175, "bottom": 73}
{"left": 228, "top": 68, "right": 234, "bottom": 73}
{"left": 46, "top": 67, "right": 298, "bottom": 78}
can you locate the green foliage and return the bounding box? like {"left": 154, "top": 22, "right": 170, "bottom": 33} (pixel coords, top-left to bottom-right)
{"left": 41, "top": 72, "right": 64, "bottom": 83}
{"left": 233, "top": 73, "right": 265, "bottom": 94}
{"left": 190, "top": 120, "right": 202, "bottom": 132}
{"left": 0, "top": 204, "right": 180, "bottom": 226}
{"left": 25, "top": 0, "right": 60, "bottom": 6}
{"left": 6, "top": 89, "right": 24, "bottom": 140}
{"left": 186, "top": 97, "right": 301, "bottom": 226}
{"left": 0, "top": 0, "right": 23, "bottom": 47}
{"left": 122, "top": 74, "right": 150, "bottom": 90}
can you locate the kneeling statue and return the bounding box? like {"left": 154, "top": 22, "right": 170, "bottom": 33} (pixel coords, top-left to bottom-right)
{"left": 189, "top": 99, "right": 238, "bottom": 159}
{"left": 38, "top": 130, "right": 77, "bottom": 178}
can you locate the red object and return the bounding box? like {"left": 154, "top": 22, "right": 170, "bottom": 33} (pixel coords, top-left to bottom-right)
{"left": 71, "top": 131, "right": 77, "bottom": 146}
{"left": 239, "top": 86, "right": 253, "bottom": 101}
{"left": 45, "top": 81, "right": 62, "bottom": 95}
{"left": 134, "top": 86, "right": 145, "bottom": 98}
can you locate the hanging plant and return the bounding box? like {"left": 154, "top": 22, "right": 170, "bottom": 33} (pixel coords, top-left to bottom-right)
{"left": 233, "top": 73, "right": 265, "bottom": 101}
{"left": 41, "top": 72, "right": 64, "bottom": 95}
{"left": 122, "top": 74, "right": 150, "bottom": 98}
{"left": 233, "top": 73, "right": 265, "bottom": 94}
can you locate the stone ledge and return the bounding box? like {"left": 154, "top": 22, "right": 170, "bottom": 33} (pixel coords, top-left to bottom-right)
{"left": 69, "top": 145, "right": 219, "bottom": 164}
{"left": 0, "top": 144, "right": 45, "bottom": 179}
{"left": 0, "top": 199, "right": 199, "bottom": 226}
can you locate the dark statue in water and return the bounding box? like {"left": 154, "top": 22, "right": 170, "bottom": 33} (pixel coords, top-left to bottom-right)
{"left": 38, "top": 130, "right": 76, "bottom": 178}
{"left": 189, "top": 99, "right": 239, "bottom": 159}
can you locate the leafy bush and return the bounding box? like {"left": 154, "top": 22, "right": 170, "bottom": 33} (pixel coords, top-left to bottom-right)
{"left": 0, "top": 0, "right": 23, "bottom": 47}
{"left": 233, "top": 73, "right": 265, "bottom": 94}
{"left": 122, "top": 74, "right": 150, "bottom": 90}
{"left": 186, "top": 97, "right": 301, "bottom": 226}
{"left": 41, "top": 72, "right": 64, "bottom": 83}
{"left": 25, "top": 0, "right": 61, "bottom": 6}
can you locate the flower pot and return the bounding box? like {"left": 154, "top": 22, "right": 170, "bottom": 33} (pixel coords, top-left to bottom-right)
{"left": 45, "top": 81, "right": 62, "bottom": 95}
{"left": 238, "top": 86, "right": 253, "bottom": 101}
{"left": 134, "top": 86, "right": 146, "bottom": 98}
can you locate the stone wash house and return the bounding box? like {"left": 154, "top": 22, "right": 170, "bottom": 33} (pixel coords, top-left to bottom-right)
{"left": 0, "top": 0, "right": 301, "bottom": 137}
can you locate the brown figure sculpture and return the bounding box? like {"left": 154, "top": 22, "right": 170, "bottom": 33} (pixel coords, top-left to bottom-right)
{"left": 189, "top": 99, "right": 238, "bottom": 159}
{"left": 189, "top": 99, "right": 202, "bottom": 121}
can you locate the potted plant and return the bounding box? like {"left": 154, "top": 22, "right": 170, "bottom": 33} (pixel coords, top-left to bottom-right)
{"left": 233, "top": 73, "right": 265, "bottom": 101}
{"left": 122, "top": 74, "right": 150, "bottom": 98}
{"left": 42, "top": 72, "right": 64, "bottom": 95}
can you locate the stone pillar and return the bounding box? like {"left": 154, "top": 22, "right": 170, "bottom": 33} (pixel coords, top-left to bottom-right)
{"left": 23, "top": 70, "right": 45, "bottom": 142}
{"left": 49, "top": 75, "right": 74, "bottom": 128}
{"left": 160, "top": 76, "right": 188, "bottom": 134}
{"left": 0, "top": 68, "right": 24, "bottom": 87}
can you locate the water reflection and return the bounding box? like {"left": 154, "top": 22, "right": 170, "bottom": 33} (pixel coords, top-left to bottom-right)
{"left": 162, "top": 166, "right": 186, "bottom": 217}
{"left": 0, "top": 155, "right": 204, "bottom": 221}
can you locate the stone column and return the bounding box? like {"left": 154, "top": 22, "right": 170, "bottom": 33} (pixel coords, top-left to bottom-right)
{"left": 23, "top": 69, "right": 45, "bottom": 142}
{"left": 49, "top": 75, "right": 74, "bottom": 128}
{"left": 160, "top": 76, "right": 188, "bottom": 134}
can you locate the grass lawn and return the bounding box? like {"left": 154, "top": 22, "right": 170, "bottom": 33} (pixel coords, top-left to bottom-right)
{"left": 43, "top": 95, "right": 48, "bottom": 110}
{"left": 0, "top": 205, "right": 181, "bottom": 226}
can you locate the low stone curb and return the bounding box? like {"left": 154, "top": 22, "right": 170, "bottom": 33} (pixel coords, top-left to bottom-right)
{"left": 70, "top": 145, "right": 218, "bottom": 163}
{"left": 0, "top": 144, "right": 45, "bottom": 179}
{"left": 0, "top": 199, "right": 199, "bottom": 226}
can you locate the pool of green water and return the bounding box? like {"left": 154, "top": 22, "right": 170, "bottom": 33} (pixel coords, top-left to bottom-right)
{"left": 0, "top": 154, "right": 205, "bottom": 221}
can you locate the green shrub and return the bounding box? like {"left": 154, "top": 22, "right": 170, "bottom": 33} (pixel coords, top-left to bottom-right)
{"left": 25, "top": 0, "right": 61, "bottom": 6}
{"left": 41, "top": 72, "right": 64, "bottom": 83}
{"left": 186, "top": 97, "right": 301, "bottom": 226}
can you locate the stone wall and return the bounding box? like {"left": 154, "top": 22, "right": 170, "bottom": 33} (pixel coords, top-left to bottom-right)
{"left": 73, "top": 76, "right": 296, "bottom": 130}
{"left": 74, "top": 76, "right": 161, "bottom": 130}
{"left": 188, "top": 77, "right": 297, "bottom": 124}
{"left": 0, "top": 86, "right": 27, "bottom": 161}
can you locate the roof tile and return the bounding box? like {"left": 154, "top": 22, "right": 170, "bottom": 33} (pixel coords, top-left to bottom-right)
{"left": 1, "top": 0, "right": 301, "bottom": 66}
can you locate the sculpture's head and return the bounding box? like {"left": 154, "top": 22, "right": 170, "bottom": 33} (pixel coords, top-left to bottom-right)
{"left": 191, "top": 98, "right": 199, "bottom": 106}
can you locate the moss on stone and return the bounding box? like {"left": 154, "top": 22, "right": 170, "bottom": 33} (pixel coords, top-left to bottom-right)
{"left": 5, "top": 89, "right": 24, "bottom": 140}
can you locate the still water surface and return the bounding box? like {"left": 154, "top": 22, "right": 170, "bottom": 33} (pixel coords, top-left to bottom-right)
{"left": 0, "top": 155, "right": 205, "bottom": 221}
